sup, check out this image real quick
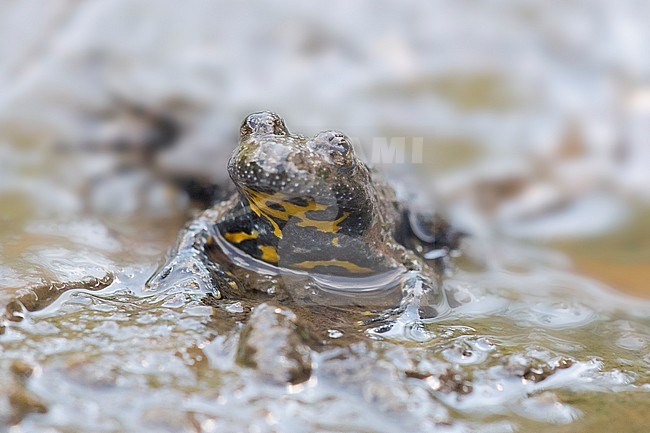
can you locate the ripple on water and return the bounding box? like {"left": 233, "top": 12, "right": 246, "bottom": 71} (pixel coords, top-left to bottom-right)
{"left": 515, "top": 392, "right": 583, "bottom": 424}
{"left": 509, "top": 301, "right": 599, "bottom": 329}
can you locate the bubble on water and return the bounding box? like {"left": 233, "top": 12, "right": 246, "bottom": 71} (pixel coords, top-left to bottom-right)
{"left": 616, "top": 334, "right": 646, "bottom": 351}
{"left": 370, "top": 319, "right": 436, "bottom": 343}
{"left": 510, "top": 301, "right": 597, "bottom": 329}
{"left": 452, "top": 294, "right": 511, "bottom": 318}
{"left": 443, "top": 280, "right": 478, "bottom": 307}
{"left": 161, "top": 293, "right": 186, "bottom": 308}
{"left": 225, "top": 302, "right": 244, "bottom": 313}
{"left": 328, "top": 329, "right": 343, "bottom": 339}
{"left": 474, "top": 337, "right": 495, "bottom": 352}
{"left": 607, "top": 320, "right": 650, "bottom": 352}
{"left": 442, "top": 338, "right": 491, "bottom": 365}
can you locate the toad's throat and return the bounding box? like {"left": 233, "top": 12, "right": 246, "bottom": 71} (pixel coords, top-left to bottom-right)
{"left": 241, "top": 186, "right": 349, "bottom": 239}
{"left": 220, "top": 227, "right": 378, "bottom": 275}
{"left": 219, "top": 187, "right": 387, "bottom": 275}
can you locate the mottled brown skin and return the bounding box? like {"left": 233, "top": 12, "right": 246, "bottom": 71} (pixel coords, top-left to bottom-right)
{"left": 151, "top": 111, "right": 458, "bottom": 307}
{"left": 218, "top": 111, "right": 459, "bottom": 279}
{"left": 218, "top": 112, "right": 407, "bottom": 277}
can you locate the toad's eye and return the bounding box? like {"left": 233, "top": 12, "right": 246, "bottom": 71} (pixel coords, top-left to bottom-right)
{"left": 312, "top": 130, "right": 354, "bottom": 166}
{"left": 240, "top": 111, "right": 288, "bottom": 138}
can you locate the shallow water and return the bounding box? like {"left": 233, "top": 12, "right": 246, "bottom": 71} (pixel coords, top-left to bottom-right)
{"left": 1, "top": 161, "right": 649, "bottom": 432}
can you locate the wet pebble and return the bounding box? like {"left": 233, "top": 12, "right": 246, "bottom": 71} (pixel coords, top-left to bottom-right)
{"left": 235, "top": 303, "right": 312, "bottom": 385}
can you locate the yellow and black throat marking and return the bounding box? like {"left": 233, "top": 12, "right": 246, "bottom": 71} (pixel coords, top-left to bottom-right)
{"left": 217, "top": 187, "right": 391, "bottom": 276}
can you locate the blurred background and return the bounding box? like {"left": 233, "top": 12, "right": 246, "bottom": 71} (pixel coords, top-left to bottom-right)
{"left": 1, "top": 0, "right": 649, "bottom": 299}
